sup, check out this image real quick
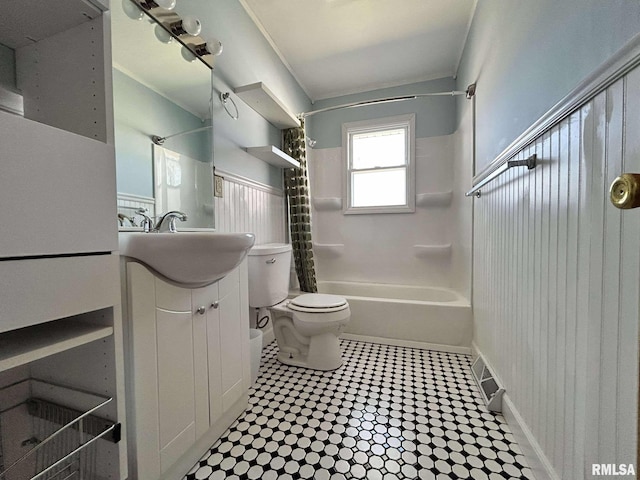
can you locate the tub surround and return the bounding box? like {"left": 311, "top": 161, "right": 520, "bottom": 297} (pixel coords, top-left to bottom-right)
{"left": 309, "top": 134, "right": 466, "bottom": 289}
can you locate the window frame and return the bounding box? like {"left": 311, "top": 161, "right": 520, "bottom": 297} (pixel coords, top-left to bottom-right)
{"left": 342, "top": 113, "right": 416, "bottom": 215}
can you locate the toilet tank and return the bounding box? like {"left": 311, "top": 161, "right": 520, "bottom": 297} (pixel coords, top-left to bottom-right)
{"left": 247, "top": 243, "right": 292, "bottom": 308}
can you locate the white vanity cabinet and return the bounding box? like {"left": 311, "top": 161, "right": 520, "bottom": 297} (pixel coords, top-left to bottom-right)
{"left": 123, "top": 259, "right": 251, "bottom": 480}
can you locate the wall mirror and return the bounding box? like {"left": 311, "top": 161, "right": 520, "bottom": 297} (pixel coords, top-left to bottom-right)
{"left": 111, "top": 0, "right": 215, "bottom": 229}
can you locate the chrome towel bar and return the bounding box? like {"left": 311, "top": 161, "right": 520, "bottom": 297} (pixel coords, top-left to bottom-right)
{"left": 465, "top": 154, "right": 537, "bottom": 198}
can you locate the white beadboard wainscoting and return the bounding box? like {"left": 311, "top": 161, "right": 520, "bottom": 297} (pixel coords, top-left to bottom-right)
{"left": 118, "top": 172, "right": 286, "bottom": 245}
{"left": 472, "top": 60, "right": 640, "bottom": 477}
{"left": 214, "top": 170, "right": 286, "bottom": 244}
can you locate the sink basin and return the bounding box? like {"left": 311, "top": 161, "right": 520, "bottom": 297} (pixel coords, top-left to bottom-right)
{"left": 119, "top": 232, "right": 255, "bottom": 288}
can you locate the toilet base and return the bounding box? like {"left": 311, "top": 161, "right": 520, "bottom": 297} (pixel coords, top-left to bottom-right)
{"left": 276, "top": 332, "right": 344, "bottom": 371}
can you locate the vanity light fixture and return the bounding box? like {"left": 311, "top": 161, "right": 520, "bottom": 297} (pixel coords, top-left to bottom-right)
{"left": 170, "top": 16, "right": 202, "bottom": 36}
{"left": 129, "top": 0, "right": 222, "bottom": 69}
{"left": 154, "top": 24, "right": 174, "bottom": 43}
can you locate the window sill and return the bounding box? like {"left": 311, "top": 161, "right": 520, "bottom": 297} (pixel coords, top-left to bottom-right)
{"left": 343, "top": 205, "right": 415, "bottom": 215}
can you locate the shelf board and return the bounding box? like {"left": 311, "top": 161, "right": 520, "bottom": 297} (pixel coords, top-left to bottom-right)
{"left": 0, "top": 319, "right": 113, "bottom": 372}
{"left": 0, "top": 0, "right": 103, "bottom": 49}
{"left": 234, "top": 82, "right": 301, "bottom": 129}
{"left": 246, "top": 146, "right": 300, "bottom": 168}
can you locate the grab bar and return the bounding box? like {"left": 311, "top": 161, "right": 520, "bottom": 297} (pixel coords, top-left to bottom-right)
{"left": 466, "top": 154, "right": 537, "bottom": 197}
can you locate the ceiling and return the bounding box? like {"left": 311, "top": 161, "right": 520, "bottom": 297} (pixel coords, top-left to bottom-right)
{"left": 111, "top": 0, "right": 476, "bottom": 118}
{"left": 239, "top": 0, "right": 477, "bottom": 101}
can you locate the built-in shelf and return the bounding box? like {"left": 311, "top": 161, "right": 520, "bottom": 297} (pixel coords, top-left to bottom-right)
{"left": 416, "top": 191, "right": 453, "bottom": 207}
{"left": 0, "top": 319, "right": 113, "bottom": 372}
{"left": 413, "top": 244, "right": 452, "bottom": 258}
{"left": 246, "top": 145, "right": 300, "bottom": 168}
{"left": 234, "top": 82, "right": 301, "bottom": 129}
{"left": 313, "top": 197, "right": 343, "bottom": 211}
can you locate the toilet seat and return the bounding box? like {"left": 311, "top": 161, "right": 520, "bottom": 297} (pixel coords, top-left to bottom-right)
{"left": 288, "top": 294, "right": 348, "bottom": 314}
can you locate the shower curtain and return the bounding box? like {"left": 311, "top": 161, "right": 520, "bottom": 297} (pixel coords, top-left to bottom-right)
{"left": 283, "top": 120, "right": 317, "bottom": 293}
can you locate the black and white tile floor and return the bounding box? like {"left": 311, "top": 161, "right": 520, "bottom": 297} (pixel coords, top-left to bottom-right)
{"left": 185, "top": 340, "right": 533, "bottom": 480}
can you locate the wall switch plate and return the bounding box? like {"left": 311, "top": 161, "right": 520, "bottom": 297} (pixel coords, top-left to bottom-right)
{"left": 214, "top": 175, "right": 224, "bottom": 198}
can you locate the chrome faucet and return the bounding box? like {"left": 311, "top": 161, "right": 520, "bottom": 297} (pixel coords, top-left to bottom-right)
{"left": 135, "top": 208, "right": 154, "bottom": 233}
{"left": 155, "top": 211, "right": 188, "bottom": 233}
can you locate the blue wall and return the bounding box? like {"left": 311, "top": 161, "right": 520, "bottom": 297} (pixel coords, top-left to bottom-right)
{"left": 113, "top": 68, "right": 211, "bottom": 198}
{"left": 306, "top": 77, "right": 457, "bottom": 149}
{"left": 456, "top": 0, "right": 640, "bottom": 171}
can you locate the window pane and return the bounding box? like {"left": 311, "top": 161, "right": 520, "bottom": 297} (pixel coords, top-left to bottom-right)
{"left": 352, "top": 168, "right": 406, "bottom": 207}
{"left": 352, "top": 128, "right": 406, "bottom": 169}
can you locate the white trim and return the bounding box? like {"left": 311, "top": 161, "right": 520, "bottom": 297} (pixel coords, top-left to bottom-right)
{"left": 453, "top": 0, "right": 478, "bottom": 80}
{"left": 236, "top": 0, "right": 314, "bottom": 101}
{"left": 471, "top": 343, "right": 557, "bottom": 480}
{"left": 473, "top": 31, "right": 640, "bottom": 185}
{"left": 117, "top": 192, "right": 155, "bottom": 204}
{"left": 342, "top": 333, "right": 471, "bottom": 355}
{"left": 342, "top": 113, "right": 416, "bottom": 215}
{"left": 214, "top": 168, "right": 284, "bottom": 196}
{"left": 312, "top": 70, "right": 456, "bottom": 103}
{"left": 502, "top": 395, "right": 557, "bottom": 480}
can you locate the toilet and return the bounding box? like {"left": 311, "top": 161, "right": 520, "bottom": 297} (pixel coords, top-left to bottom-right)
{"left": 248, "top": 243, "right": 350, "bottom": 371}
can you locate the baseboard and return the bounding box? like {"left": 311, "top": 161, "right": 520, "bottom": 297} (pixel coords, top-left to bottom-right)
{"left": 161, "top": 393, "right": 249, "bottom": 480}
{"left": 502, "top": 395, "right": 559, "bottom": 480}
{"left": 341, "top": 333, "right": 471, "bottom": 355}
{"left": 472, "top": 343, "right": 559, "bottom": 480}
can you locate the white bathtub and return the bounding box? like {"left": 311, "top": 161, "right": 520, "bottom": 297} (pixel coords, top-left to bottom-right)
{"left": 315, "top": 281, "right": 472, "bottom": 354}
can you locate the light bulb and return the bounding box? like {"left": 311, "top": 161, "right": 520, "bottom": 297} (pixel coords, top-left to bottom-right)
{"left": 181, "top": 45, "right": 197, "bottom": 63}
{"left": 154, "top": 24, "right": 173, "bottom": 44}
{"left": 155, "top": 0, "right": 176, "bottom": 10}
{"left": 122, "top": 0, "right": 144, "bottom": 20}
{"left": 205, "top": 37, "right": 223, "bottom": 56}
{"left": 181, "top": 16, "right": 201, "bottom": 36}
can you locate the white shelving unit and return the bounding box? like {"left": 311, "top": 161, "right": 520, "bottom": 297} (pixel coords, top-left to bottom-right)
{"left": 246, "top": 145, "right": 300, "bottom": 168}
{"left": 0, "top": 319, "right": 113, "bottom": 372}
{"left": 234, "top": 82, "right": 301, "bottom": 129}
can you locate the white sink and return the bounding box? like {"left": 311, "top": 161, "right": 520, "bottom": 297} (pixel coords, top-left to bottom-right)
{"left": 119, "top": 232, "right": 255, "bottom": 287}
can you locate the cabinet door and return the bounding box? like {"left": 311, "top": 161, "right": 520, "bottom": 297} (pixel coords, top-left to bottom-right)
{"left": 205, "top": 286, "right": 223, "bottom": 427}
{"left": 218, "top": 265, "right": 249, "bottom": 412}
{"left": 154, "top": 278, "right": 198, "bottom": 473}
{"left": 193, "top": 285, "right": 220, "bottom": 430}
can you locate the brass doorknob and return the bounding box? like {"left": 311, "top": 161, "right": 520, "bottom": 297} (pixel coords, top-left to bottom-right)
{"left": 610, "top": 174, "right": 640, "bottom": 209}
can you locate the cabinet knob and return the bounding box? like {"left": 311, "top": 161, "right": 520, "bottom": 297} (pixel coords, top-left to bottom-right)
{"left": 211, "top": 302, "right": 219, "bottom": 309}
{"left": 195, "top": 306, "right": 206, "bottom": 315}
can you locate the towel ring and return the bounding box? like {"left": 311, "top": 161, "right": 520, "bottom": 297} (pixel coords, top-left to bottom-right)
{"left": 220, "top": 92, "right": 239, "bottom": 120}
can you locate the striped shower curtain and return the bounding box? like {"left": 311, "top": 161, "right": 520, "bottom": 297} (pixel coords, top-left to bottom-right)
{"left": 283, "top": 121, "right": 317, "bottom": 293}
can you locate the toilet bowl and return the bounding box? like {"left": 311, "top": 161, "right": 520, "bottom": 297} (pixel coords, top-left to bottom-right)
{"left": 248, "top": 244, "right": 350, "bottom": 371}
{"left": 269, "top": 294, "right": 350, "bottom": 371}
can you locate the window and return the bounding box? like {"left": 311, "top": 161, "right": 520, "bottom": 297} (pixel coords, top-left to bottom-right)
{"left": 343, "top": 114, "right": 415, "bottom": 214}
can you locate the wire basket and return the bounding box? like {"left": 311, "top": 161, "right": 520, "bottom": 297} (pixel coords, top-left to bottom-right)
{"left": 0, "top": 380, "right": 120, "bottom": 480}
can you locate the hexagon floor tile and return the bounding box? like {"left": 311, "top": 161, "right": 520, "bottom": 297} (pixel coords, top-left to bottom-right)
{"left": 184, "top": 340, "right": 533, "bottom": 480}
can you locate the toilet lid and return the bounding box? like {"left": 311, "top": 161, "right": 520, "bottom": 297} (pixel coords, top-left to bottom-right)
{"left": 288, "top": 293, "right": 348, "bottom": 313}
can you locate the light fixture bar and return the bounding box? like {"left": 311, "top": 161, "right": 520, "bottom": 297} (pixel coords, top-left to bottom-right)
{"left": 129, "top": 0, "right": 220, "bottom": 70}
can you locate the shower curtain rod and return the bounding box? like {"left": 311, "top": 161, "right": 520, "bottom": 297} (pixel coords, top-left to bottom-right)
{"left": 299, "top": 88, "right": 472, "bottom": 119}
{"left": 151, "top": 125, "right": 212, "bottom": 145}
